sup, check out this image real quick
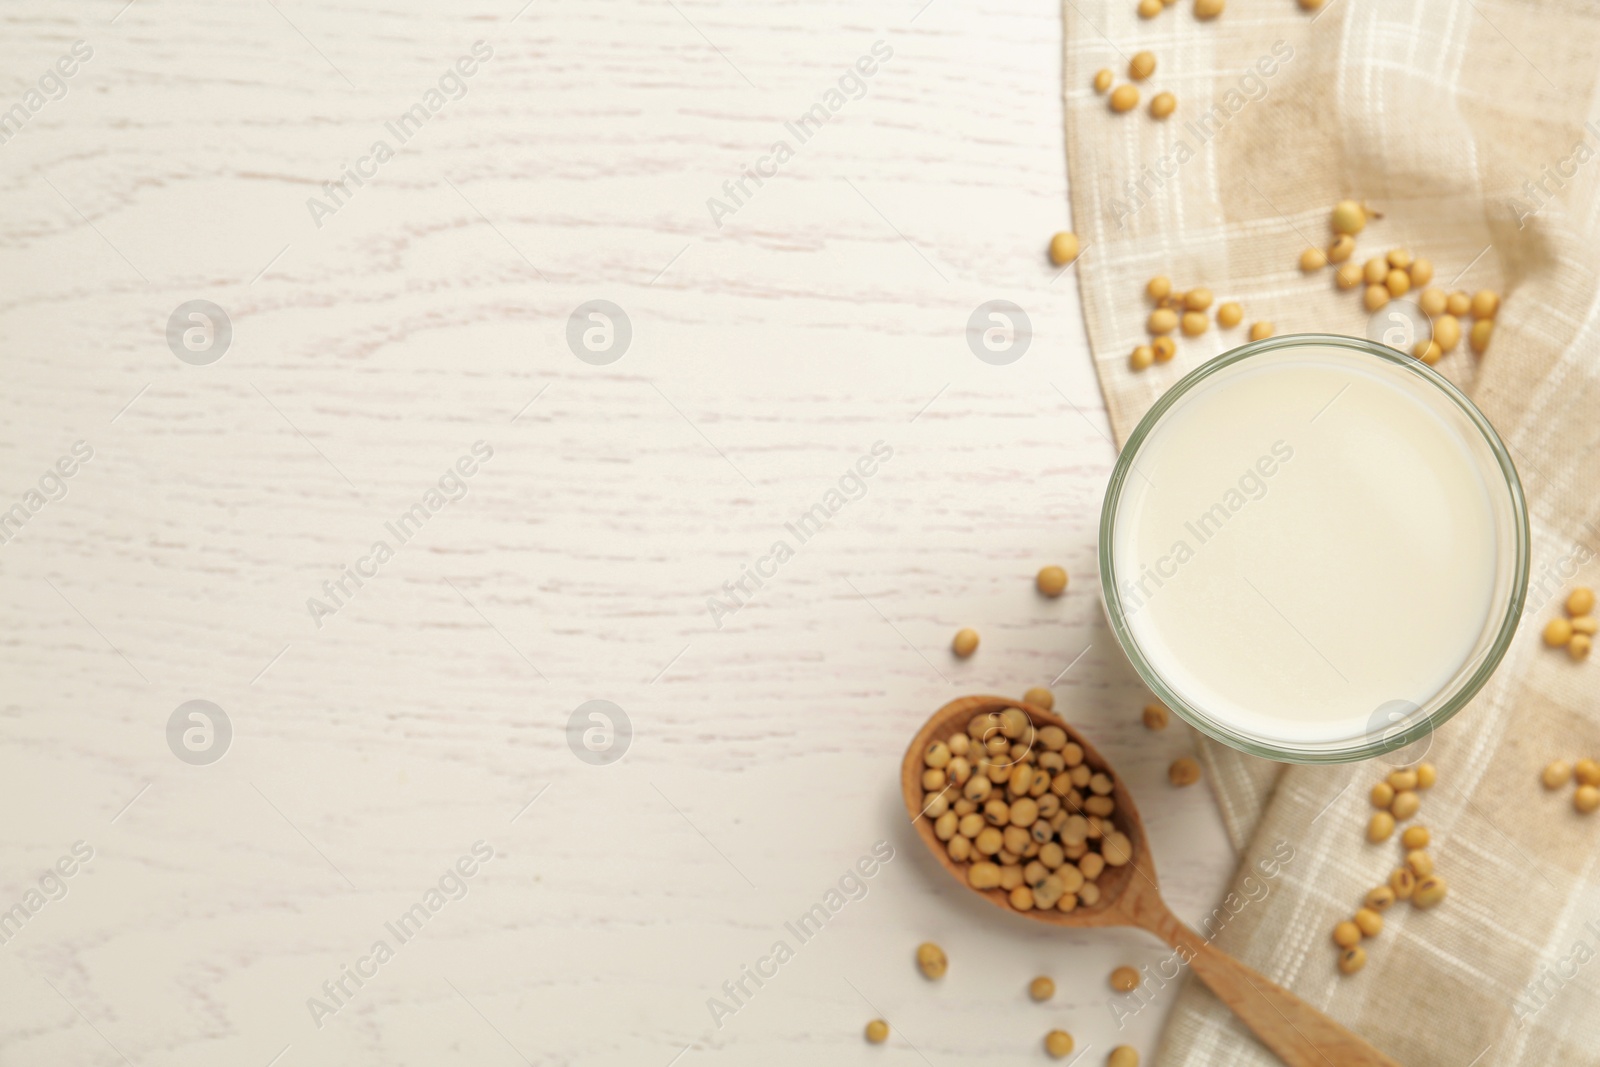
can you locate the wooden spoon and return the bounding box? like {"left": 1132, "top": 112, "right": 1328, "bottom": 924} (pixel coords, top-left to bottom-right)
{"left": 902, "top": 695, "right": 1402, "bottom": 1067}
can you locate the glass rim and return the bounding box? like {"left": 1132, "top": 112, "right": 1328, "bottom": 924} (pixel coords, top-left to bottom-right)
{"left": 1097, "top": 332, "right": 1531, "bottom": 765}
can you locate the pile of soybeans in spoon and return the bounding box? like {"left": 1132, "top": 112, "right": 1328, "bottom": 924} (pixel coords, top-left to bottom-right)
{"left": 918, "top": 706, "right": 1133, "bottom": 913}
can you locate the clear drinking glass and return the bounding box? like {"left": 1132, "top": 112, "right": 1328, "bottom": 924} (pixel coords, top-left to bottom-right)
{"left": 1098, "top": 334, "right": 1529, "bottom": 763}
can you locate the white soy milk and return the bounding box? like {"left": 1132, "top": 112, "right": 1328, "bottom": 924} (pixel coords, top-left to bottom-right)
{"left": 1110, "top": 344, "right": 1501, "bottom": 746}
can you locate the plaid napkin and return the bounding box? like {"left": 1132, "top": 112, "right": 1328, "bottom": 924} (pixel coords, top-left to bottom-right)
{"left": 1062, "top": 0, "right": 1600, "bottom": 1062}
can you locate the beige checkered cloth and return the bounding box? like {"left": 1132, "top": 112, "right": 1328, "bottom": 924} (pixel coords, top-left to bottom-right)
{"left": 1064, "top": 1, "right": 1600, "bottom": 1063}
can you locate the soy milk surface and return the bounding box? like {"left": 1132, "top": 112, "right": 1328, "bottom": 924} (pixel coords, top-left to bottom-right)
{"left": 1109, "top": 345, "right": 1500, "bottom": 745}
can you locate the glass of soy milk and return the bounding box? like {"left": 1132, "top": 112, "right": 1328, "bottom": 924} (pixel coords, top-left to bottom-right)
{"left": 1099, "top": 334, "right": 1529, "bottom": 763}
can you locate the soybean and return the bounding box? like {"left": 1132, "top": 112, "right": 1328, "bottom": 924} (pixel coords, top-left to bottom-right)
{"left": 1332, "top": 200, "right": 1366, "bottom": 235}
{"left": 1412, "top": 875, "right": 1447, "bottom": 908}
{"left": 1095, "top": 69, "right": 1115, "bottom": 92}
{"left": 1150, "top": 92, "right": 1176, "bottom": 119}
{"left": 1024, "top": 687, "right": 1056, "bottom": 710}
{"left": 1300, "top": 248, "right": 1327, "bottom": 272}
{"left": 1169, "top": 756, "right": 1201, "bottom": 786}
{"left": 1143, "top": 702, "right": 1170, "bottom": 730}
{"left": 1045, "top": 1030, "right": 1076, "bottom": 1058}
{"left": 1390, "top": 790, "right": 1420, "bottom": 821}
{"left": 1401, "top": 825, "right": 1430, "bottom": 850}
{"left": 916, "top": 941, "right": 948, "bottom": 979}
{"left": 1543, "top": 760, "right": 1574, "bottom": 789}
{"left": 953, "top": 628, "right": 980, "bottom": 657}
{"left": 1568, "top": 587, "right": 1596, "bottom": 615}
{"left": 1037, "top": 565, "right": 1069, "bottom": 597}
{"left": 1577, "top": 785, "right": 1600, "bottom": 814}
{"left": 1031, "top": 975, "right": 1056, "bottom": 1001}
{"left": 1129, "top": 52, "right": 1157, "bottom": 80}
{"left": 1110, "top": 85, "right": 1140, "bottom": 113}
{"left": 1365, "top": 885, "right": 1396, "bottom": 911}
{"left": 1217, "top": 301, "right": 1242, "bottom": 328}
{"left": 1010, "top": 797, "right": 1041, "bottom": 827}
{"left": 1049, "top": 232, "right": 1080, "bottom": 266}
{"left": 1354, "top": 907, "right": 1383, "bottom": 937}
{"left": 1110, "top": 965, "right": 1141, "bottom": 992}
{"left": 1470, "top": 318, "right": 1493, "bottom": 354}
{"left": 968, "top": 861, "right": 1002, "bottom": 889}
{"left": 1338, "top": 947, "right": 1367, "bottom": 974}
{"left": 1103, "top": 831, "right": 1134, "bottom": 866}
{"left": 1367, "top": 811, "right": 1395, "bottom": 843}
{"left": 865, "top": 1019, "right": 889, "bottom": 1043}
{"left": 1181, "top": 311, "right": 1209, "bottom": 336}
{"left": 1249, "top": 322, "right": 1274, "bottom": 341}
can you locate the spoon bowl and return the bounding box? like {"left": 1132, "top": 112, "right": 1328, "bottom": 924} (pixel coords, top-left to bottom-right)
{"left": 902, "top": 693, "right": 1149, "bottom": 927}
{"left": 902, "top": 694, "right": 1404, "bottom": 1067}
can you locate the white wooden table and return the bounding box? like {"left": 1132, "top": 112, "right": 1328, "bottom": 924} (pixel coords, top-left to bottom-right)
{"left": 0, "top": 0, "right": 1232, "bottom": 1063}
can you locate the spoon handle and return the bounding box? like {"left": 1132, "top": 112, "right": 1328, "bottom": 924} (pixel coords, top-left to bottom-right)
{"left": 1131, "top": 900, "right": 1403, "bottom": 1067}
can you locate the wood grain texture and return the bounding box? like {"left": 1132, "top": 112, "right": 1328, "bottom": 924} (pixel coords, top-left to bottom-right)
{"left": 0, "top": 1, "right": 1233, "bottom": 1064}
